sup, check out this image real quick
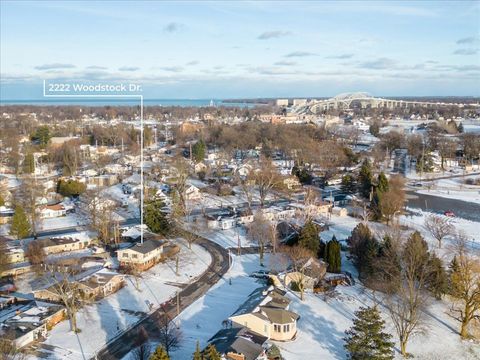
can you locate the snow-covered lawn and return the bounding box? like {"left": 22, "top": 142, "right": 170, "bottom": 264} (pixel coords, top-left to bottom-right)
{"left": 278, "top": 280, "right": 480, "bottom": 360}
{"left": 36, "top": 238, "right": 211, "bottom": 360}
{"left": 198, "top": 225, "right": 254, "bottom": 249}
{"left": 37, "top": 214, "right": 86, "bottom": 231}
{"left": 121, "top": 252, "right": 270, "bottom": 360}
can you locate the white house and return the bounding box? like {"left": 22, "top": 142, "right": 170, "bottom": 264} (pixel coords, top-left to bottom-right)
{"left": 185, "top": 185, "right": 202, "bottom": 200}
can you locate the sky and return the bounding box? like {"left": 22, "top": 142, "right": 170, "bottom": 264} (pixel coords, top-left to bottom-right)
{"left": 1, "top": 0, "right": 479, "bottom": 99}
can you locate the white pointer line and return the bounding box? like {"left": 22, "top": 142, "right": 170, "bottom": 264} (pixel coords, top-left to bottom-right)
{"left": 43, "top": 80, "right": 145, "bottom": 244}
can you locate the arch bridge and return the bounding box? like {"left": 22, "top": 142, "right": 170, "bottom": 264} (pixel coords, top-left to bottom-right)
{"left": 293, "top": 92, "right": 468, "bottom": 114}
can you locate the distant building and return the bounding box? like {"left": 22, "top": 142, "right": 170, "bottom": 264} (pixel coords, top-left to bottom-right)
{"left": 293, "top": 99, "right": 307, "bottom": 106}
{"left": 276, "top": 99, "right": 289, "bottom": 107}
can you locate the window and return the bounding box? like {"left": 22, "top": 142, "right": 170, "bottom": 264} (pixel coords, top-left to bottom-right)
{"left": 274, "top": 324, "right": 281, "bottom": 332}
{"left": 283, "top": 324, "right": 290, "bottom": 333}
{"left": 132, "top": 254, "right": 138, "bottom": 259}
{"left": 264, "top": 324, "right": 268, "bottom": 333}
{"left": 123, "top": 253, "right": 128, "bottom": 258}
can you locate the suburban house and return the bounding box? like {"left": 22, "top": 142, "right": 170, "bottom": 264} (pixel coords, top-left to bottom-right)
{"left": 185, "top": 185, "right": 202, "bottom": 200}
{"left": 38, "top": 236, "right": 93, "bottom": 255}
{"left": 0, "top": 296, "right": 64, "bottom": 348}
{"left": 0, "top": 206, "right": 14, "bottom": 225}
{"left": 207, "top": 327, "right": 269, "bottom": 360}
{"left": 38, "top": 204, "right": 66, "bottom": 219}
{"left": 207, "top": 214, "right": 237, "bottom": 230}
{"left": 229, "top": 287, "right": 300, "bottom": 342}
{"left": 282, "top": 177, "right": 301, "bottom": 190}
{"left": 34, "top": 270, "right": 124, "bottom": 302}
{"left": 288, "top": 202, "right": 332, "bottom": 219}
{"left": 117, "top": 238, "right": 166, "bottom": 272}
{"left": 281, "top": 257, "right": 328, "bottom": 291}
{"left": 5, "top": 245, "right": 25, "bottom": 264}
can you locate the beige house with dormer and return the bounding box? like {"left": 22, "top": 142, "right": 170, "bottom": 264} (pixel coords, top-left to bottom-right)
{"left": 229, "top": 287, "right": 299, "bottom": 342}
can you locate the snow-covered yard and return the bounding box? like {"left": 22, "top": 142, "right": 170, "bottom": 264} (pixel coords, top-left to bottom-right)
{"left": 278, "top": 279, "right": 480, "bottom": 360}
{"left": 34, "top": 238, "right": 211, "bottom": 360}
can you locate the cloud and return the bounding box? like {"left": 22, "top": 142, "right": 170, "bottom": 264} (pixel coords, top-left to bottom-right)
{"left": 456, "top": 36, "right": 479, "bottom": 44}
{"left": 326, "top": 54, "right": 354, "bottom": 59}
{"left": 257, "top": 31, "right": 291, "bottom": 40}
{"left": 359, "top": 57, "right": 396, "bottom": 69}
{"left": 274, "top": 61, "right": 297, "bottom": 66}
{"left": 453, "top": 48, "right": 478, "bottom": 55}
{"left": 186, "top": 61, "right": 199, "bottom": 66}
{"left": 284, "top": 51, "right": 317, "bottom": 58}
{"left": 163, "top": 22, "right": 183, "bottom": 33}
{"left": 160, "top": 66, "right": 184, "bottom": 73}
{"left": 86, "top": 65, "right": 107, "bottom": 70}
{"left": 118, "top": 66, "right": 139, "bottom": 71}
{"left": 34, "top": 63, "right": 76, "bottom": 70}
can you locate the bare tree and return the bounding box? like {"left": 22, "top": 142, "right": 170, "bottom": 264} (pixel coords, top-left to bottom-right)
{"left": 131, "top": 326, "right": 151, "bottom": 360}
{"left": 247, "top": 212, "right": 271, "bottom": 266}
{"left": 156, "top": 311, "right": 183, "bottom": 356}
{"left": 25, "top": 241, "right": 46, "bottom": 266}
{"left": 378, "top": 175, "right": 406, "bottom": 225}
{"left": 17, "top": 176, "right": 43, "bottom": 237}
{"left": 0, "top": 338, "right": 25, "bottom": 360}
{"left": 280, "top": 245, "right": 314, "bottom": 301}
{"left": 424, "top": 214, "right": 454, "bottom": 249}
{"left": 384, "top": 232, "right": 430, "bottom": 356}
{"left": 251, "top": 156, "right": 281, "bottom": 207}
{"left": 42, "top": 263, "right": 88, "bottom": 333}
{"left": 449, "top": 232, "right": 480, "bottom": 339}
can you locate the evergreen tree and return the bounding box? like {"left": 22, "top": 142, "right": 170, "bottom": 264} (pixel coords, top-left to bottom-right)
{"left": 325, "top": 235, "right": 342, "bottom": 273}
{"left": 32, "top": 126, "right": 51, "bottom": 147}
{"left": 203, "top": 344, "right": 221, "bottom": 360}
{"left": 144, "top": 199, "right": 170, "bottom": 235}
{"left": 348, "top": 223, "right": 379, "bottom": 278}
{"left": 341, "top": 174, "right": 356, "bottom": 194}
{"left": 344, "top": 306, "right": 394, "bottom": 360}
{"left": 57, "top": 179, "right": 87, "bottom": 197}
{"left": 149, "top": 345, "right": 170, "bottom": 360}
{"left": 191, "top": 139, "right": 206, "bottom": 163}
{"left": 317, "top": 240, "right": 326, "bottom": 259}
{"left": 427, "top": 253, "right": 448, "bottom": 300}
{"left": 0, "top": 193, "right": 5, "bottom": 206}
{"left": 358, "top": 159, "right": 373, "bottom": 199}
{"left": 458, "top": 122, "right": 464, "bottom": 133}
{"left": 9, "top": 205, "right": 31, "bottom": 240}
{"left": 298, "top": 220, "right": 319, "bottom": 254}
{"left": 23, "top": 152, "right": 35, "bottom": 174}
{"left": 371, "top": 173, "right": 389, "bottom": 221}
{"left": 377, "top": 172, "right": 389, "bottom": 193}
{"left": 192, "top": 340, "right": 202, "bottom": 360}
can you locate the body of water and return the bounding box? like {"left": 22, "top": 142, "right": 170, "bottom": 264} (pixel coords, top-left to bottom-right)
{"left": 0, "top": 98, "right": 261, "bottom": 107}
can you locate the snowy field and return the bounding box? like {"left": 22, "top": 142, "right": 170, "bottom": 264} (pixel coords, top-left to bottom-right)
{"left": 33, "top": 238, "right": 211, "bottom": 360}
{"left": 416, "top": 175, "right": 480, "bottom": 205}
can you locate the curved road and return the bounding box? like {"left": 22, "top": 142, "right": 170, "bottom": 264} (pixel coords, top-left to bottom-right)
{"left": 94, "top": 236, "right": 230, "bottom": 360}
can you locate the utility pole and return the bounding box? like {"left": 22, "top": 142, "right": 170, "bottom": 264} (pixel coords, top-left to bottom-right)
{"left": 237, "top": 226, "right": 241, "bottom": 256}
{"left": 175, "top": 255, "right": 179, "bottom": 276}
{"left": 176, "top": 291, "right": 180, "bottom": 316}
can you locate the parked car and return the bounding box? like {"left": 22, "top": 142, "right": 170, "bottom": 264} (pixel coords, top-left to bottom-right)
{"left": 250, "top": 270, "right": 270, "bottom": 279}
{"left": 444, "top": 210, "right": 455, "bottom": 217}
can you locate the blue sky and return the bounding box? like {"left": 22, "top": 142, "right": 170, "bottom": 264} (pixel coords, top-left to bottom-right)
{"left": 1, "top": 0, "right": 479, "bottom": 99}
